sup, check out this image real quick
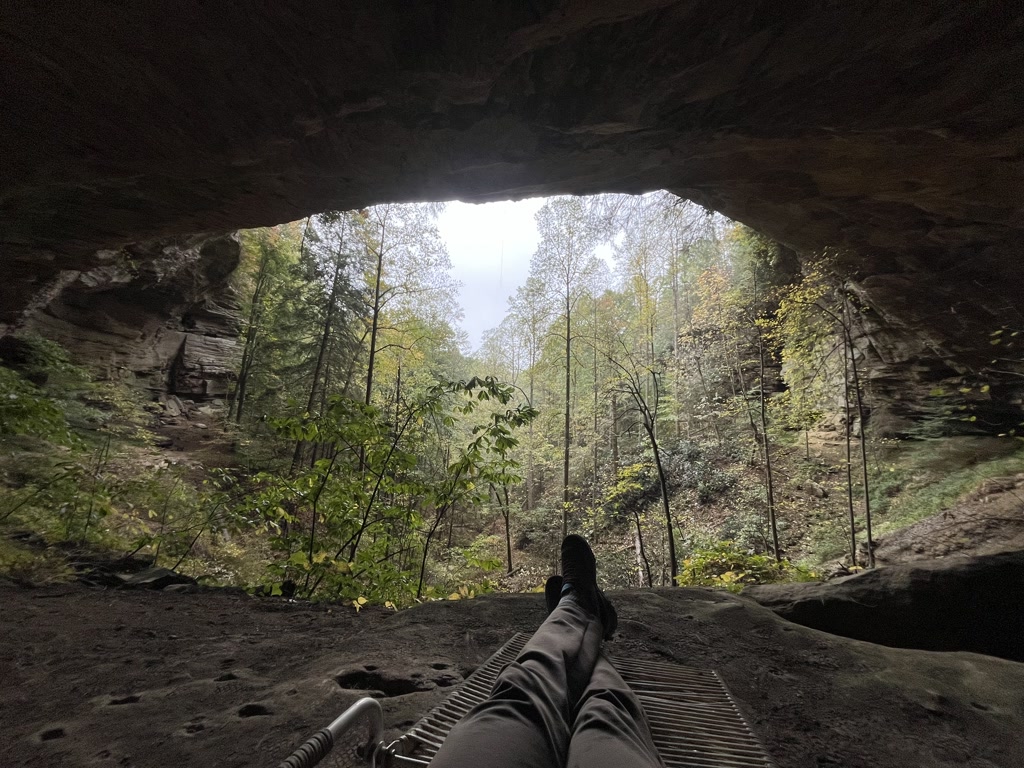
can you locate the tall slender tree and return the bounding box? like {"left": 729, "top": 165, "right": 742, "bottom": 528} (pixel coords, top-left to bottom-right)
{"left": 530, "top": 198, "right": 602, "bottom": 537}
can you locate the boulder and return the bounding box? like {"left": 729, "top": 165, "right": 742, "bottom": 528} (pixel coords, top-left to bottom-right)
{"left": 744, "top": 550, "right": 1024, "bottom": 661}
{"left": 114, "top": 568, "right": 198, "bottom": 591}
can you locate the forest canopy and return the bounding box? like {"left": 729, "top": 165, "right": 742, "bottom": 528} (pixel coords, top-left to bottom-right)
{"left": 7, "top": 191, "right": 1010, "bottom": 606}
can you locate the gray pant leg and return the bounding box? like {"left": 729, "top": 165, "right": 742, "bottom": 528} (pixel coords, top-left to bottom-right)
{"left": 429, "top": 599, "right": 603, "bottom": 768}
{"left": 566, "top": 654, "right": 665, "bottom": 768}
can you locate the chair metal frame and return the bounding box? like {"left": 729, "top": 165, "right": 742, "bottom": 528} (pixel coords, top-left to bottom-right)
{"left": 277, "top": 633, "right": 775, "bottom": 768}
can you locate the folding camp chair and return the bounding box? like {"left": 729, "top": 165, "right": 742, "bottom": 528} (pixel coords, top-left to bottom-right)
{"left": 277, "top": 633, "right": 775, "bottom": 768}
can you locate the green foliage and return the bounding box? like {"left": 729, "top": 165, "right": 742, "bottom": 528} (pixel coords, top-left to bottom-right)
{"left": 772, "top": 253, "right": 845, "bottom": 432}
{"left": 240, "top": 376, "right": 536, "bottom": 605}
{"left": 662, "top": 443, "right": 736, "bottom": 504}
{"left": 10, "top": 194, "right": 1018, "bottom": 604}
{"left": 1, "top": 440, "right": 252, "bottom": 579}
{"left": 455, "top": 535, "right": 505, "bottom": 573}
{"left": 0, "top": 333, "right": 154, "bottom": 446}
{"left": 603, "top": 462, "right": 658, "bottom": 515}
{"left": 0, "top": 331, "right": 259, "bottom": 585}
{"left": 676, "top": 540, "right": 817, "bottom": 592}
{"left": 0, "top": 535, "right": 73, "bottom": 584}
{"left": 869, "top": 438, "right": 1024, "bottom": 536}
{"left": 0, "top": 367, "right": 72, "bottom": 444}
{"left": 0, "top": 334, "right": 97, "bottom": 444}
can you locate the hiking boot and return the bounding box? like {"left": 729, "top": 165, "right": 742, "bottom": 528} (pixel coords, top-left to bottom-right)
{"left": 560, "top": 534, "right": 618, "bottom": 639}
{"left": 544, "top": 575, "right": 564, "bottom": 615}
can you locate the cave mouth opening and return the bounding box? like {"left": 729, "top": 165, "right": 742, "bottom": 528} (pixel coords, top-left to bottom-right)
{"left": 2, "top": 2, "right": 1023, "bottom": 616}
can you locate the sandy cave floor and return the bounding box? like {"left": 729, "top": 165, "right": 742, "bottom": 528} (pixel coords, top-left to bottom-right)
{"left": 2, "top": 582, "right": 1023, "bottom": 768}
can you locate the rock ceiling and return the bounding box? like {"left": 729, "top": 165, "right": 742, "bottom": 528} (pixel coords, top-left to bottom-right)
{"left": 2, "top": 2, "right": 1023, "bottom": 413}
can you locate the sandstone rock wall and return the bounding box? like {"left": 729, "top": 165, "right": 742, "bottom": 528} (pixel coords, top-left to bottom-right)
{"left": 745, "top": 550, "right": 1024, "bottom": 661}
{"left": 847, "top": 272, "right": 1024, "bottom": 436}
{"left": 19, "top": 234, "right": 241, "bottom": 400}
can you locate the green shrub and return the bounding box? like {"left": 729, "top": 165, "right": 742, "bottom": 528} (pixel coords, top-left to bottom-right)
{"left": 0, "top": 367, "right": 74, "bottom": 444}
{"left": 0, "top": 535, "right": 72, "bottom": 584}
{"left": 676, "top": 540, "right": 817, "bottom": 592}
{"left": 870, "top": 438, "right": 1024, "bottom": 536}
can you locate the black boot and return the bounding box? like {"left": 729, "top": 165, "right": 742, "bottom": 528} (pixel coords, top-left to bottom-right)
{"left": 560, "top": 535, "right": 618, "bottom": 640}
{"left": 544, "top": 575, "right": 564, "bottom": 615}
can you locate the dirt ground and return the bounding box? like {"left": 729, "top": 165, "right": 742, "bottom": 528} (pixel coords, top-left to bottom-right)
{"left": 3, "top": 582, "right": 1023, "bottom": 768}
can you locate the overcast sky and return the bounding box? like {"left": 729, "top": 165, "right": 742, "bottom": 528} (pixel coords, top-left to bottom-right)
{"left": 437, "top": 198, "right": 615, "bottom": 351}
{"left": 437, "top": 198, "right": 545, "bottom": 351}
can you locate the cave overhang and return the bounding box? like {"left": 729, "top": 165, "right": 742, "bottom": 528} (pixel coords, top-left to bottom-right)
{"left": 2, "top": 2, "right": 1023, "bottom": 408}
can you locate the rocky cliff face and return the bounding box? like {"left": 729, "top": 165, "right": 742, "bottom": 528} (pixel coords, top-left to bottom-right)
{"left": 846, "top": 271, "right": 1024, "bottom": 436}
{"left": 19, "top": 234, "right": 241, "bottom": 401}
{"left": 2, "top": 3, "right": 1022, "bottom": 425}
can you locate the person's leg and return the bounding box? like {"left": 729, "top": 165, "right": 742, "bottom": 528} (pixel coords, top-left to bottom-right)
{"left": 428, "top": 597, "right": 604, "bottom": 768}
{"left": 566, "top": 654, "right": 664, "bottom": 768}
{"left": 431, "top": 536, "right": 615, "bottom": 768}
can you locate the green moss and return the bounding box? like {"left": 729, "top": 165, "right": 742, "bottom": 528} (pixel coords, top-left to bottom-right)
{"left": 871, "top": 438, "right": 1024, "bottom": 536}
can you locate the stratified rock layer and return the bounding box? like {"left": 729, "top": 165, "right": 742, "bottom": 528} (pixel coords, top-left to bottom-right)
{"left": 21, "top": 234, "right": 241, "bottom": 398}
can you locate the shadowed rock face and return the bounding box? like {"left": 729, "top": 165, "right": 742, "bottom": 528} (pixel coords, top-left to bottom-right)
{"left": 21, "top": 235, "right": 241, "bottom": 399}
{"left": 2, "top": 2, "right": 1023, "bottom": 415}
{"left": 745, "top": 551, "right": 1024, "bottom": 662}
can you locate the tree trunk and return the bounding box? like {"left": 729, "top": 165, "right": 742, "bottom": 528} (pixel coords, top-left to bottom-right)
{"left": 232, "top": 244, "right": 271, "bottom": 422}
{"left": 633, "top": 514, "right": 653, "bottom": 587}
{"left": 365, "top": 234, "right": 386, "bottom": 407}
{"left": 644, "top": 413, "right": 677, "bottom": 585}
{"left": 292, "top": 254, "right": 343, "bottom": 474}
{"left": 416, "top": 511, "right": 446, "bottom": 599}
{"left": 671, "top": 242, "right": 685, "bottom": 439}
{"left": 757, "top": 327, "right": 781, "bottom": 562}
{"left": 499, "top": 485, "right": 513, "bottom": 575}
{"left": 610, "top": 392, "right": 620, "bottom": 471}
{"left": 592, "top": 298, "right": 600, "bottom": 492}
{"left": 842, "top": 322, "right": 858, "bottom": 567}
{"left": 527, "top": 369, "right": 536, "bottom": 510}
{"left": 692, "top": 356, "right": 723, "bottom": 448}
{"left": 562, "top": 296, "right": 571, "bottom": 539}
{"left": 845, "top": 297, "right": 875, "bottom": 567}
